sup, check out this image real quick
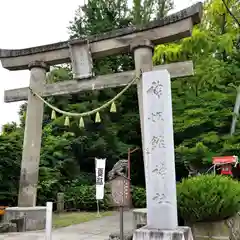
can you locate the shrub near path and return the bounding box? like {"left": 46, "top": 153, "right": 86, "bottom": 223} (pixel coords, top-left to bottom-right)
{"left": 177, "top": 174, "right": 240, "bottom": 223}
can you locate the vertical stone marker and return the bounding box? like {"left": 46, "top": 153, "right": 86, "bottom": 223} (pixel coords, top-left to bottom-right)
{"left": 133, "top": 70, "right": 193, "bottom": 239}
{"left": 143, "top": 70, "right": 177, "bottom": 230}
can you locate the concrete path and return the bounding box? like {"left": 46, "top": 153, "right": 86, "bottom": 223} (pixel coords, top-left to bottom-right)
{"left": 0, "top": 211, "right": 133, "bottom": 240}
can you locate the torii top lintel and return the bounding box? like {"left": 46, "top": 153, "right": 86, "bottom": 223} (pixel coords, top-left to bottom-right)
{"left": 0, "top": 2, "right": 202, "bottom": 71}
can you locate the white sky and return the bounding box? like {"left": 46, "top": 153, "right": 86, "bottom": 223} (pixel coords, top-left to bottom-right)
{"left": 0, "top": 0, "right": 198, "bottom": 130}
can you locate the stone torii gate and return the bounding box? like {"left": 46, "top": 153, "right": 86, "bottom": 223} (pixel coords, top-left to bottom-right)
{"left": 0, "top": 2, "right": 202, "bottom": 236}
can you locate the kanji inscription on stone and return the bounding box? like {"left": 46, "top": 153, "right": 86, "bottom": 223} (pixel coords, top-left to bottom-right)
{"left": 147, "top": 80, "right": 163, "bottom": 99}
{"left": 148, "top": 112, "right": 164, "bottom": 122}
{"left": 142, "top": 69, "right": 178, "bottom": 229}
{"left": 152, "top": 162, "right": 167, "bottom": 178}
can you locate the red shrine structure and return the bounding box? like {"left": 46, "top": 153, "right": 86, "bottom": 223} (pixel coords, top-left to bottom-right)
{"left": 212, "top": 155, "right": 238, "bottom": 176}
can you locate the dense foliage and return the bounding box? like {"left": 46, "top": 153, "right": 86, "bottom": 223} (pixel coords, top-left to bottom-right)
{"left": 131, "top": 186, "right": 146, "bottom": 208}
{"left": 177, "top": 175, "right": 240, "bottom": 222}
{"left": 0, "top": 124, "right": 22, "bottom": 206}
{"left": 0, "top": 0, "right": 240, "bottom": 214}
{"left": 63, "top": 184, "right": 110, "bottom": 211}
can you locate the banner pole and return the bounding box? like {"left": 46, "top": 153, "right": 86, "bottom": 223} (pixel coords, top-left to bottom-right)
{"left": 120, "top": 206, "right": 124, "bottom": 240}
{"left": 96, "top": 199, "right": 101, "bottom": 217}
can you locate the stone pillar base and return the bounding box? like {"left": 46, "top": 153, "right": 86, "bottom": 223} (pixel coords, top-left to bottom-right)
{"left": 133, "top": 226, "right": 193, "bottom": 240}
{"left": 133, "top": 208, "right": 147, "bottom": 229}
{"left": 3, "top": 206, "right": 46, "bottom": 232}
{"left": 109, "top": 230, "right": 134, "bottom": 240}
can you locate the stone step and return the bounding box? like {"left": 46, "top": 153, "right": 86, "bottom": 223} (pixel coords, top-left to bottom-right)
{"left": 109, "top": 231, "right": 134, "bottom": 240}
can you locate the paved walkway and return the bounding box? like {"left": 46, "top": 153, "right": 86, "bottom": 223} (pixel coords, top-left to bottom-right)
{"left": 0, "top": 211, "right": 133, "bottom": 240}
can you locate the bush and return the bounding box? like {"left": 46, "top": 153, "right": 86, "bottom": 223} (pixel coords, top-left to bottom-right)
{"left": 37, "top": 171, "right": 96, "bottom": 206}
{"left": 67, "top": 173, "right": 96, "bottom": 186}
{"left": 64, "top": 184, "right": 146, "bottom": 211}
{"left": 131, "top": 186, "right": 146, "bottom": 208}
{"left": 38, "top": 181, "right": 146, "bottom": 211}
{"left": 177, "top": 174, "right": 240, "bottom": 223}
{"left": 64, "top": 185, "right": 110, "bottom": 211}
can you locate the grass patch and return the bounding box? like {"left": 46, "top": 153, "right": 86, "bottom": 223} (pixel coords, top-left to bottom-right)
{"left": 53, "top": 211, "right": 114, "bottom": 228}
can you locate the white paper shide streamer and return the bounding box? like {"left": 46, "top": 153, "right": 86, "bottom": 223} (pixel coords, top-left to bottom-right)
{"left": 95, "top": 158, "right": 106, "bottom": 200}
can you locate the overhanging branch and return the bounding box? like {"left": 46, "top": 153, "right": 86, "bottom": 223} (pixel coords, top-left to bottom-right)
{"left": 221, "top": 0, "right": 240, "bottom": 28}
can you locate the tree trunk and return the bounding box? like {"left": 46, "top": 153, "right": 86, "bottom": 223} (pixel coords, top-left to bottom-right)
{"left": 230, "top": 87, "right": 240, "bottom": 135}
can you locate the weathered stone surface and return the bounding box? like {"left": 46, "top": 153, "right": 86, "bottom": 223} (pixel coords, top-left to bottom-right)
{"left": 133, "top": 208, "right": 185, "bottom": 230}
{"left": 109, "top": 231, "right": 134, "bottom": 240}
{"left": 130, "top": 39, "right": 154, "bottom": 53}
{"left": 0, "top": 3, "right": 202, "bottom": 70}
{"left": 28, "top": 61, "right": 49, "bottom": 71}
{"left": 0, "top": 3, "right": 202, "bottom": 58}
{"left": 226, "top": 213, "right": 240, "bottom": 240}
{"left": 17, "top": 65, "right": 47, "bottom": 207}
{"left": 0, "top": 223, "right": 17, "bottom": 233}
{"left": 133, "top": 209, "right": 147, "bottom": 230}
{"left": 190, "top": 221, "right": 229, "bottom": 240}
{"left": 141, "top": 70, "right": 178, "bottom": 229}
{"left": 190, "top": 213, "right": 240, "bottom": 240}
{"left": 133, "top": 226, "right": 193, "bottom": 240}
{"left": 2, "top": 18, "right": 194, "bottom": 70}
{"left": 108, "top": 160, "right": 128, "bottom": 180}
{"left": 3, "top": 207, "right": 46, "bottom": 231}
{"left": 10, "top": 217, "right": 26, "bottom": 232}
{"left": 133, "top": 209, "right": 240, "bottom": 239}
{"left": 4, "top": 61, "right": 194, "bottom": 103}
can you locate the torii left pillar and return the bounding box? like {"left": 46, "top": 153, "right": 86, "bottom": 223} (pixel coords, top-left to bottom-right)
{"left": 3, "top": 61, "right": 48, "bottom": 232}
{"left": 18, "top": 61, "right": 49, "bottom": 207}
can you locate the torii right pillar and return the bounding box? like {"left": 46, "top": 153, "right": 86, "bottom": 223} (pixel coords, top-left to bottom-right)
{"left": 131, "top": 40, "right": 193, "bottom": 240}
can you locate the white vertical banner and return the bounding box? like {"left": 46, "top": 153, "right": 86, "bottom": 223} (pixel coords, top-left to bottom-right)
{"left": 95, "top": 158, "right": 106, "bottom": 200}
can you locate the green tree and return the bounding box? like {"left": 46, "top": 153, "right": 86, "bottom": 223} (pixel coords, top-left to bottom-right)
{"left": 131, "top": 0, "right": 174, "bottom": 24}
{"left": 153, "top": 0, "right": 240, "bottom": 173}
{"left": 0, "top": 124, "right": 23, "bottom": 205}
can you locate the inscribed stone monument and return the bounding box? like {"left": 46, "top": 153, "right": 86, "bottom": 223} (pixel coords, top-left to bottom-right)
{"left": 142, "top": 70, "right": 178, "bottom": 229}
{"left": 133, "top": 69, "right": 194, "bottom": 239}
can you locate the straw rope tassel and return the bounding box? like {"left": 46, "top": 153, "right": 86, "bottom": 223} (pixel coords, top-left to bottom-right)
{"left": 64, "top": 116, "right": 70, "bottom": 126}
{"left": 110, "top": 101, "right": 117, "bottom": 113}
{"left": 95, "top": 112, "right": 101, "bottom": 123}
{"left": 28, "top": 76, "right": 139, "bottom": 121}
{"left": 79, "top": 117, "right": 85, "bottom": 128}
{"left": 51, "top": 110, "right": 56, "bottom": 119}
